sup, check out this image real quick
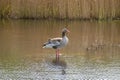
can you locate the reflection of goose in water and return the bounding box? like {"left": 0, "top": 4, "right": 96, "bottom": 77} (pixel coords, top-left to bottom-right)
{"left": 43, "top": 28, "right": 69, "bottom": 63}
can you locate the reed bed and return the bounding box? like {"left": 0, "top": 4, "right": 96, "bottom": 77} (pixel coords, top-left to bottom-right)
{"left": 0, "top": 0, "right": 120, "bottom": 20}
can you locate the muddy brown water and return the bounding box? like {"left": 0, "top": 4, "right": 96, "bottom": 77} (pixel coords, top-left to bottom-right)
{"left": 0, "top": 20, "right": 120, "bottom": 80}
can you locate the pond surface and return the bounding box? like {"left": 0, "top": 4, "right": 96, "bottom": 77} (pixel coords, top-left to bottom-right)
{"left": 0, "top": 20, "right": 120, "bottom": 80}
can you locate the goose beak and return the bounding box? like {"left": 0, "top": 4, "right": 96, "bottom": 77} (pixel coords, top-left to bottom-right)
{"left": 67, "top": 29, "right": 70, "bottom": 33}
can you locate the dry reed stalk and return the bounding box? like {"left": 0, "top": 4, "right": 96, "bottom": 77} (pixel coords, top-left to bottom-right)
{"left": 0, "top": 0, "right": 120, "bottom": 19}
{"left": 0, "top": 0, "right": 11, "bottom": 18}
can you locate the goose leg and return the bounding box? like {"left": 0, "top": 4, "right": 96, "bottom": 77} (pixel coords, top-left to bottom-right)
{"left": 56, "top": 49, "right": 59, "bottom": 63}
{"left": 56, "top": 49, "right": 58, "bottom": 62}
{"left": 57, "top": 49, "right": 60, "bottom": 61}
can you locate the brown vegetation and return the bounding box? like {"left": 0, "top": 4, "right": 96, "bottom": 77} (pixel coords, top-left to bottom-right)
{"left": 0, "top": 0, "right": 120, "bottom": 20}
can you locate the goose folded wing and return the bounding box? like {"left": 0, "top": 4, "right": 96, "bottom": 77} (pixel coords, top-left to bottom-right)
{"left": 50, "top": 38, "right": 62, "bottom": 46}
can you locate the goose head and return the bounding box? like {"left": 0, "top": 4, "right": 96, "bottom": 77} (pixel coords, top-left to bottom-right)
{"left": 62, "top": 28, "right": 70, "bottom": 37}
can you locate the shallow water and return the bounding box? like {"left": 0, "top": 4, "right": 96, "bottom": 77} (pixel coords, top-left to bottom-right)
{"left": 0, "top": 20, "right": 120, "bottom": 80}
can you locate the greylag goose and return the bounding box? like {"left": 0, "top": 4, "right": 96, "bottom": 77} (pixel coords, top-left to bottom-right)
{"left": 43, "top": 28, "right": 69, "bottom": 62}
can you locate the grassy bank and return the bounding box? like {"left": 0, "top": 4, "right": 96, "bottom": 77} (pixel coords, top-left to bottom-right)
{"left": 0, "top": 0, "right": 120, "bottom": 20}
